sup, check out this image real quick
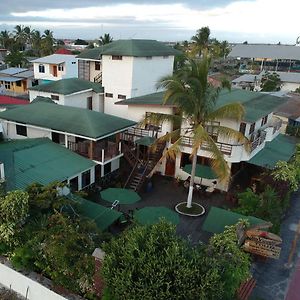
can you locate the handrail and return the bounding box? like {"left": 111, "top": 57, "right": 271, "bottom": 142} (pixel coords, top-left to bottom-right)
{"left": 124, "top": 161, "right": 139, "bottom": 188}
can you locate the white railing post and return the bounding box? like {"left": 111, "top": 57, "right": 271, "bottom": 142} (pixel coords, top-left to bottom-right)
{"left": 101, "top": 149, "right": 105, "bottom": 163}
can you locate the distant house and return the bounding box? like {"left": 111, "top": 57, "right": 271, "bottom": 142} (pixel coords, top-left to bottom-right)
{"left": 0, "top": 102, "right": 136, "bottom": 178}
{"left": 77, "top": 39, "right": 180, "bottom": 118}
{"left": 0, "top": 95, "right": 29, "bottom": 111}
{"left": 31, "top": 54, "right": 78, "bottom": 84}
{"left": 55, "top": 48, "right": 73, "bottom": 55}
{"left": 0, "top": 138, "right": 96, "bottom": 191}
{"left": 28, "top": 78, "right": 104, "bottom": 112}
{"left": 0, "top": 67, "right": 35, "bottom": 95}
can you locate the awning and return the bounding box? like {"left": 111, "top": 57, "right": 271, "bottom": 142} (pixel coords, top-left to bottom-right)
{"left": 202, "top": 206, "right": 266, "bottom": 234}
{"left": 182, "top": 164, "right": 217, "bottom": 179}
{"left": 0, "top": 77, "right": 22, "bottom": 82}
{"left": 134, "top": 206, "right": 180, "bottom": 226}
{"left": 68, "top": 194, "right": 122, "bottom": 230}
{"left": 248, "top": 134, "right": 299, "bottom": 169}
{"left": 135, "top": 136, "right": 156, "bottom": 146}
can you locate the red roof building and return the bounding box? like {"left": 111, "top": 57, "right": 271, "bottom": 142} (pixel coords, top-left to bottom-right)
{"left": 55, "top": 48, "right": 73, "bottom": 55}
{"left": 0, "top": 95, "right": 29, "bottom": 106}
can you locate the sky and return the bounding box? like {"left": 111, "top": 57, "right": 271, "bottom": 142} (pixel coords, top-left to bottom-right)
{"left": 0, "top": 0, "right": 300, "bottom": 43}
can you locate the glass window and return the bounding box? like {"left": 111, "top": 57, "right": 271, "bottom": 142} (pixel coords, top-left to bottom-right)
{"left": 39, "top": 64, "right": 45, "bottom": 73}
{"left": 239, "top": 122, "right": 246, "bottom": 135}
{"left": 16, "top": 124, "right": 27, "bottom": 136}
{"left": 118, "top": 94, "right": 126, "bottom": 100}
{"left": 104, "top": 162, "right": 111, "bottom": 175}
{"left": 16, "top": 80, "right": 22, "bottom": 87}
{"left": 95, "top": 62, "right": 101, "bottom": 70}
{"left": 249, "top": 123, "right": 255, "bottom": 135}
{"left": 105, "top": 93, "right": 113, "bottom": 98}
{"left": 112, "top": 55, "right": 122, "bottom": 60}
{"left": 51, "top": 95, "right": 59, "bottom": 100}
{"left": 81, "top": 170, "right": 91, "bottom": 188}
{"left": 58, "top": 64, "right": 64, "bottom": 71}
{"left": 261, "top": 115, "right": 268, "bottom": 126}
{"left": 4, "top": 81, "right": 11, "bottom": 89}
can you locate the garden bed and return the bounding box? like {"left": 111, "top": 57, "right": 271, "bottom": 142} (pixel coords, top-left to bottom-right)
{"left": 175, "top": 202, "right": 205, "bottom": 217}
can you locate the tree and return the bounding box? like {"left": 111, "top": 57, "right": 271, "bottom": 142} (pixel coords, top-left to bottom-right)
{"left": 191, "top": 26, "right": 211, "bottom": 56}
{"left": 147, "top": 55, "right": 247, "bottom": 208}
{"left": 260, "top": 71, "right": 281, "bottom": 91}
{"left": 4, "top": 50, "right": 27, "bottom": 67}
{"left": 0, "top": 191, "right": 29, "bottom": 245}
{"left": 74, "top": 38, "right": 88, "bottom": 45}
{"left": 40, "top": 29, "right": 55, "bottom": 56}
{"left": 99, "top": 33, "right": 113, "bottom": 45}
{"left": 0, "top": 30, "right": 13, "bottom": 49}
{"left": 31, "top": 30, "right": 42, "bottom": 56}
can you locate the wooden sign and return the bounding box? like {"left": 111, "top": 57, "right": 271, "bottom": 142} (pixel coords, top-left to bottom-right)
{"left": 243, "top": 239, "right": 281, "bottom": 259}
{"left": 242, "top": 229, "right": 282, "bottom": 259}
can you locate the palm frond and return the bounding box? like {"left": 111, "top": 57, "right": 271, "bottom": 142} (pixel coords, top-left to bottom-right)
{"left": 211, "top": 125, "right": 249, "bottom": 145}
{"left": 138, "top": 112, "right": 182, "bottom": 128}
{"left": 209, "top": 102, "right": 245, "bottom": 122}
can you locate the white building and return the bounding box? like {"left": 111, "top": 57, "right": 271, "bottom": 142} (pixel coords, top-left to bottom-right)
{"left": 0, "top": 102, "right": 136, "bottom": 179}
{"left": 117, "top": 88, "right": 294, "bottom": 191}
{"left": 77, "top": 39, "right": 180, "bottom": 118}
{"left": 28, "top": 78, "right": 104, "bottom": 112}
{"left": 31, "top": 54, "right": 78, "bottom": 83}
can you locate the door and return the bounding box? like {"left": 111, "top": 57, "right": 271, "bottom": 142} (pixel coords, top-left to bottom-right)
{"left": 53, "top": 65, "right": 58, "bottom": 77}
{"left": 165, "top": 158, "right": 176, "bottom": 176}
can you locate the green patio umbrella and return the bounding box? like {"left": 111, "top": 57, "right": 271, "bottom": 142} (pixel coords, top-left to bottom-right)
{"left": 100, "top": 188, "right": 141, "bottom": 205}
{"left": 183, "top": 164, "right": 217, "bottom": 181}
{"left": 134, "top": 206, "right": 180, "bottom": 225}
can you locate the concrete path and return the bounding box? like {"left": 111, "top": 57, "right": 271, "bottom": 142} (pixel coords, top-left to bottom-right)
{"left": 252, "top": 190, "right": 300, "bottom": 300}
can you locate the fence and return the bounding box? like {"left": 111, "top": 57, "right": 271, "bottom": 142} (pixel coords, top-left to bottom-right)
{"left": 0, "top": 262, "right": 68, "bottom": 300}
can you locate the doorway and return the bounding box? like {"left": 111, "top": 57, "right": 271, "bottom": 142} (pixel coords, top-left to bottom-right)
{"left": 165, "top": 158, "right": 176, "bottom": 176}
{"left": 53, "top": 65, "right": 58, "bottom": 77}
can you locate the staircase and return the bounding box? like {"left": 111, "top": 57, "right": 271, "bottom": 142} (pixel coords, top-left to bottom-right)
{"left": 124, "top": 141, "right": 166, "bottom": 192}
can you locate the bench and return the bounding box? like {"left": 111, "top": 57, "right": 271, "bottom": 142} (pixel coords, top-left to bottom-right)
{"left": 237, "top": 277, "right": 257, "bottom": 300}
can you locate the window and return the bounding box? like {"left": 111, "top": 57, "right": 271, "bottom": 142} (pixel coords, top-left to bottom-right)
{"left": 146, "top": 56, "right": 152, "bottom": 60}
{"left": 105, "top": 93, "right": 113, "bottom": 98}
{"left": 51, "top": 95, "right": 59, "bottom": 101}
{"left": 239, "top": 122, "right": 246, "bottom": 135}
{"left": 104, "top": 162, "right": 111, "bottom": 175}
{"left": 81, "top": 170, "right": 91, "bottom": 188}
{"left": 71, "top": 61, "right": 76, "bottom": 64}
{"left": 69, "top": 176, "right": 79, "bottom": 192}
{"left": 118, "top": 94, "right": 126, "bottom": 100}
{"left": 16, "top": 80, "right": 22, "bottom": 87}
{"left": 16, "top": 124, "right": 27, "bottom": 136}
{"left": 95, "top": 62, "right": 101, "bottom": 70}
{"left": 163, "top": 55, "right": 169, "bottom": 59}
{"left": 249, "top": 123, "right": 255, "bottom": 135}
{"left": 58, "top": 64, "right": 64, "bottom": 71}
{"left": 261, "top": 115, "right": 268, "bottom": 126}
{"left": 112, "top": 55, "right": 122, "bottom": 60}
{"left": 4, "top": 81, "right": 11, "bottom": 89}
{"left": 87, "top": 96, "right": 93, "bottom": 110}
{"left": 38, "top": 64, "right": 45, "bottom": 73}
{"left": 206, "top": 121, "right": 220, "bottom": 141}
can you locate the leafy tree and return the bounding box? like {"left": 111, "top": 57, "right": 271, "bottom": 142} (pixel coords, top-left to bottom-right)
{"left": 234, "top": 188, "right": 260, "bottom": 216}
{"left": 99, "top": 33, "right": 113, "bottom": 45}
{"left": 260, "top": 71, "right": 281, "bottom": 91}
{"left": 74, "top": 38, "right": 88, "bottom": 45}
{"left": 40, "top": 29, "right": 55, "bottom": 56}
{"left": 191, "top": 26, "right": 210, "bottom": 56}
{"left": 0, "top": 30, "right": 13, "bottom": 50}
{"left": 4, "top": 50, "right": 27, "bottom": 67}
{"left": 206, "top": 222, "right": 251, "bottom": 299}
{"left": 147, "top": 55, "right": 247, "bottom": 208}
{"left": 0, "top": 191, "right": 29, "bottom": 245}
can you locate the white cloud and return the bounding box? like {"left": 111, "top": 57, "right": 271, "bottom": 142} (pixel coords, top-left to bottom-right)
{"left": 8, "top": 0, "right": 300, "bottom": 42}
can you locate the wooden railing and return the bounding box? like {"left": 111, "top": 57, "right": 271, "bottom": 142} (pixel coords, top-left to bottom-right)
{"left": 67, "top": 141, "right": 120, "bottom": 162}
{"left": 181, "top": 136, "right": 234, "bottom": 156}
{"left": 121, "top": 127, "right": 158, "bottom": 140}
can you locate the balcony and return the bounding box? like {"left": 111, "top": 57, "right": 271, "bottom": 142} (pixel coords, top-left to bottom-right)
{"left": 181, "top": 136, "right": 234, "bottom": 156}
{"left": 250, "top": 130, "right": 266, "bottom": 152}
{"left": 68, "top": 140, "right": 121, "bottom": 163}
{"left": 121, "top": 126, "right": 159, "bottom": 143}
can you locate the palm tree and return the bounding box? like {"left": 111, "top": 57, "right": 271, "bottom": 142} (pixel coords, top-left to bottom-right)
{"left": 31, "top": 30, "right": 42, "bottom": 56}
{"left": 191, "top": 26, "right": 211, "bottom": 57}
{"left": 0, "top": 30, "right": 12, "bottom": 49}
{"left": 99, "top": 33, "right": 113, "bottom": 45}
{"left": 146, "top": 55, "right": 248, "bottom": 208}
{"left": 41, "top": 29, "right": 55, "bottom": 56}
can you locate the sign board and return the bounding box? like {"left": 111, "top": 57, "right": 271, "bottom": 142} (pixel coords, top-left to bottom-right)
{"left": 242, "top": 229, "right": 282, "bottom": 259}
{"left": 243, "top": 239, "right": 281, "bottom": 259}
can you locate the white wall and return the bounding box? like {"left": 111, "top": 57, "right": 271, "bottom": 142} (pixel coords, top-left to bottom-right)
{"left": 0, "top": 263, "right": 68, "bottom": 300}
{"left": 29, "top": 90, "right": 62, "bottom": 103}
{"left": 89, "top": 60, "right": 102, "bottom": 82}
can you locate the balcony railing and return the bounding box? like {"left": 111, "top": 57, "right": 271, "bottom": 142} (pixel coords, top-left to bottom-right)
{"left": 269, "top": 117, "right": 282, "bottom": 134}
{"left": 121, "top": 127, "right": 158, "bottom": 142}
{"left": 181, "top": 136, "right": 234, "bottom": 156}
{"left": 68, "top": 140, "right": 121, "bottom": 162}
{"left": 250, "top": 130, "right": 266, "bottom": 152}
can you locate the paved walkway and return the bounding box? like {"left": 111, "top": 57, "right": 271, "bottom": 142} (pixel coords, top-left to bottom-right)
{"left": 252, "top": 190, "right": 300, "bottom": 300}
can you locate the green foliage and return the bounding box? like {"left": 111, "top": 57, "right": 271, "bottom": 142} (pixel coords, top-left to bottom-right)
{"left": 272, "top": 161, "right": 299, "bottom": 191}
{"left": 294, "top": 86, "right": 300, "bottom": 93}
{"left": 260, "top": 71, "right": 281, "bottom": 91}
{"left": 234, "top": 188, "right": 260, "bottom": 216}
{"left": 102, "top": 220, "right": 250, "bottom": 300}
{"left": 4, "top": 51, "right": 27, "bottom": 67}
{"left": 0, "top": 191, "right": 29, "bottom": 245}
{"left": 99, "top": 33, "right": 113, "bottom": 45}
{"left": 286, "top": 124, "right": 300, "bottom": 137}
{"left": 206, "top": 222, "right": 251, "bottom": 299}
{"left": 11, "top": 245, "right": 35, "bottom": 270}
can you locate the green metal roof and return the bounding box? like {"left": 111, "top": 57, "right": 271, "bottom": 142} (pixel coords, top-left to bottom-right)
{"left": 77, "top": 39, "right": 180, "bottom": 59}
{"left": 68, "top": 193, "right": 122, "bottom": 230}
{"left": 202, "top": 206, "right": 265, "bottom": 234}
{"left": 118, "top": 89, "right": 287, "bottom": 123}
{"left": 29, "top": 78, "right": 103, "bottom": 95}
{"left": 0, "top": 138, "right": 96, "bottom": 191}
{"left": 31, "top": 96, "right": 55, "bottom": 104}
{"left": 248, "top": 134, "right": 299, "bottom": 168}
{"left": 0, "top": 102, "right": 136, "bottom": 139}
